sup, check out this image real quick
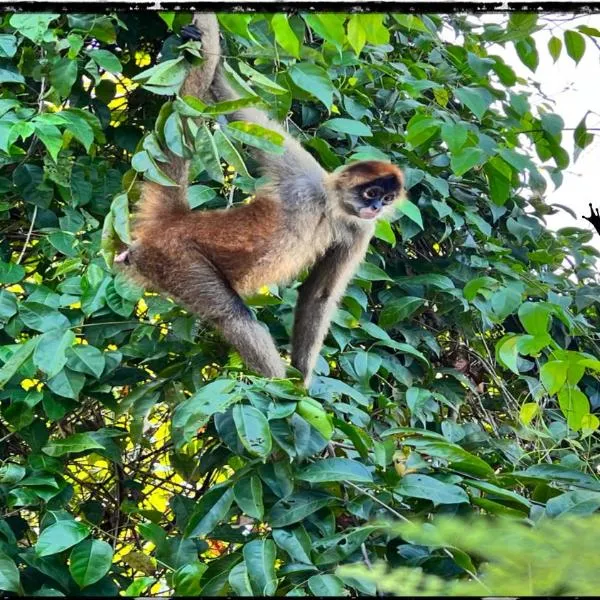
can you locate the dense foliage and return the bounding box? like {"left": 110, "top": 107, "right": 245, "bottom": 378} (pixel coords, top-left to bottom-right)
{"left": 1, "top": 10, "right": 600, "bottom": 596}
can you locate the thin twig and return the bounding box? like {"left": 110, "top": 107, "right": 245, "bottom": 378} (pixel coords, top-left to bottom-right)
{"left": 343, "top": 480, "right": 409, "bottom": 522}
{"left": 361, "top": 542, "right": 373, "bottom": 568}
{"left": 16, "top": 205, "right": 37, "bottom": 265}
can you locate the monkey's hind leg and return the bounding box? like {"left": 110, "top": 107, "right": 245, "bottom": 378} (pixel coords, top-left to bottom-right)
{"left": 129, "top": 244, "right": 285, "bottom": 379}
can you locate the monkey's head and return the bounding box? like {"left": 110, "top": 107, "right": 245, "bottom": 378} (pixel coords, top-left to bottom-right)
{"left": 331, "top": 161, "right": 404, "bottom": 221}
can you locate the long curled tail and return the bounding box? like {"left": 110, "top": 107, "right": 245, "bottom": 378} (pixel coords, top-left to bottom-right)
{"left": 134, "top": 13, "right": 220, "bottom": 229}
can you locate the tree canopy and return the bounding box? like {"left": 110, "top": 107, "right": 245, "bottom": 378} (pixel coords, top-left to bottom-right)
{"left": 1, "top": 11, "right": 600, "bottom": 597}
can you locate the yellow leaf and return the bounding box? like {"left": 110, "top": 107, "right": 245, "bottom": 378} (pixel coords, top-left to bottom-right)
{"left": 519, "top": 402, "right": 539, "bottom": 425}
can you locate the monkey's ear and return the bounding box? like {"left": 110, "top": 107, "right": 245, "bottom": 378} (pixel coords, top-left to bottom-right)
{"left": 181, "top": 24, "right": 203, "bottom": 41}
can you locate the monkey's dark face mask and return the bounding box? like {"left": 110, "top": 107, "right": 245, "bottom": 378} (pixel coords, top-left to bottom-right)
{"left": 349, "top": 175, "right": 402, "bottom": 220}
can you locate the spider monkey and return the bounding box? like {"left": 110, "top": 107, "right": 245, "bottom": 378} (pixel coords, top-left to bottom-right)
{"left": 117, "top": 13, "right": 404, "bottom": 386}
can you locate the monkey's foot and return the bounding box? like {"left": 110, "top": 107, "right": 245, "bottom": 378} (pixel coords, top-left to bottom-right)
{"left": 181, "top": 24, "right": 202, "bottom": 41}
{"left": 114, "top": 249, "right": 130, "bottom": 265}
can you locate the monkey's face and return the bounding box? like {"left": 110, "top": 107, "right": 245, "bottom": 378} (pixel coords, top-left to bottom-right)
{"left": 353, "top": 174, "right": 402, "bottom": 219}
{"left": 335, "top": 161, "right": 404, "bottom": 221}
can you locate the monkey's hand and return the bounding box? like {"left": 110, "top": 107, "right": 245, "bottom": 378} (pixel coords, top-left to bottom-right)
{"left": 114, "top": 248, "right": 131, "bottom": 266}
{"left": 582, "top": 202, "right": 599, "bottom": 222}
{"left": 180, "top": 24, "right": 203, "bottom": 42}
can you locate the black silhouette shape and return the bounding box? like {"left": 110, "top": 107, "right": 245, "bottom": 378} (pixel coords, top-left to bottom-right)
{"left": 181, "top": 24, "right": 203, "bottom": 41}
{"left": 582, "top": 203, "right": 600, "bottom": 235}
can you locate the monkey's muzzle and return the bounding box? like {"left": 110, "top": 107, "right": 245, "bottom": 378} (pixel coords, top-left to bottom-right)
{"left": 359, "top": 207, "right": 382, "bottom": 220}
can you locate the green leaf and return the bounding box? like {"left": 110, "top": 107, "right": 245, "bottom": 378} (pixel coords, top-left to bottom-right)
{"left": 88, "top": 49, "right": 122, "bottom": 73}
{"left": 50, "top": 58, "right": 78, "bottom": 98}
{"left": 173, "top": 563, "right": 208, "bottom": 596}
{"left": 218, "top": 14, "right": 256, "bottom": 42}
{"left": 0, "top": 463, "right": 26, "bottom": 484}
{"left": 515, "top": 36, "right": 539, "bottom": 72}
{"left": 558, "top": 385, "right": 589, "bottom": 431}
{"left": 308, "top": 574, "right": 346, "bottom": 596}
{"left": 0, "top": 291, "right": 18, "bottom": 320}
{"left": 42, "top": 432, "right": 105, "bottom": 457}
{"left": 541, "top": 113, "right": 564, "bottom": 139}
{"left": 520, "top": 402, "right": 539, "bottom": 425}
{"left": 34, "top": 122, "right": 63, "bottom": 162}
{"left": 185, "top": 487, "right": 235, "bottom": 538}
{"left": 374, "top": 219, "right": 396, "bottom": 246}
{"left": 69, "top": 539, "right": 113, "bottom": 588}
{"left": 564, "top": 30, "right": 586, "bottom": 64}
{"left": 518, "top": 301, "right": 551, "bottom": 336}
{"left": 379, "top": 297, "right": 425, "bottom": 328}
{"left": 0, "top": 260, "right": 25, "bottom": 284}
{"left": 0, "top": 67, "right": 24, "bottom": 84}
{"left": 0, "top": 338, "right": 39, "bottom": 390}
{"left": 9, "top": 13, "right": 57, "bottom": 42}
{"left": 289, "top": 63, "right": 334, "bottom": 109}
{"left": 496, "top": 334, "right": 520, "bottom": 374}
{"left": 395, "top": 474, "right": 469, "bottom": 505}
{"left": 66, "top": 345, "right": 106, "bottom": 378}
{"left": 0, "top": 34, "right": 17, "bottom": 58}
{"left": 298, "top": 458, "right": 373, "bottom": 483}
{"left": 548, "top": 35, "right": 562, "bottom": 62}
{"left": 454, "top": 87, "right": 494, "bottom": 120}
{"left": 540, "top": 360, "right": 568, "bottom": 395}
{"left": 466, "top": 479, "right": 531, "bottom": 510}
{"left": 404, "top": 438, "right": 493, "bottom": 477}
{"left": 303, "top": 14, "right": 345, "bottom": 48}
{"left": 574, "top": 114, "right": 594, "bottom": 155}
{"left": 359, "top": 14, "right": 390, "bottom": 45}
{"left": 272, "top": 528, "right": 313, "bottom": 565}
{"left": 0, "top": 551, "right": 20, "bottom": 593}
{"left": 271, "top": 14, "right": 301, "bottom": 58}
{"left": 546, "top": 490, "right": 600, "bottom": 517}
{"left": 356, "top": 262, "right": 393, "bottom": 282}
{"left": 46, "top": 368, "right": 85, "bottom": 399}
{"left": 450, "top": 147, "right": 486, "bottom": 176}
{"left": 269, "top": 491, "right": 336, "bottom": 527}
{"left": 296, "top": 398, "right": 334, "bottom": 440}
{"left": 233, "top": 476, "right": 264, "bottom": 520}
{"left": 440, "top": 122, "right": 468, "bottom": 153}
{"left": 194, "top": 124, "right": 223, "bottom": 183}
{"left": 133, "top": 57, "right": 187, "bottom": 94}
{"left": 507, "top": 13, "right": 538, "bottom": 39}
{"left": 20, "top": 302, "right": 70, "bottom": 331}
{"left": 36, "top": 520, "right": 90, "bottom": 557}
{"left": 392, "top": 14, "right": 429, "bottom": 33}
{"left": 187, "top": 185, "right": 217, "bottom": 209}
{"left": 322, "top": 118, "right": 372, "bottom": 137}
{"left": 33, "top": 329, "right": 76, "bottom": 379}
{"left": 581, "top": 414, "right": 600, "bottom": 437}
{"left": 224, "top": 121, "right": 285, "bottom": 155}
{"left": 232, "top": 404, "right": 272, "bottom": 458}
{"left": 347, "top": 15, "right": 367, "bottom": 55}
{"left": 243, "top": 539, "right": 277, "bottom": 596}
{"left": 213, "top": 128, "right": 249, "bottom": 176}
{"left": 238, "top": 61, "right": 288, "bottom": 95}
{"left": 228, "top": 562, "right": 252, "bottom": 597}
{"left": 171, "top": 379, "right": 237, "bottom": 448}
{"left": 405, "top": 114, "right": 441, "bottom": 148}
{"left": 164, "top": 112, "right": 187, "bottom": 158}
{"left": 484, "top": 156, "right": 513, "bottom": 206}
{"left": 109, "top": 193, "right": 130, "bottom": 244}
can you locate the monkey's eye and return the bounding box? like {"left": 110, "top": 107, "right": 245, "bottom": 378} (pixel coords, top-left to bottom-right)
{"left": 382, "top": 193, "right": 395, "bottom": 204}
{"left": 363, "top": 187, "right": 383, "bottom": 200}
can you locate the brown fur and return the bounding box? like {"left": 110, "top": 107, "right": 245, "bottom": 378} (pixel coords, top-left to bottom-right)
{"left": 124, "top": 14, "right": 404, "bottom": 385}
{"left": 337, "top": 160, "right": 404, "bottom": 188}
